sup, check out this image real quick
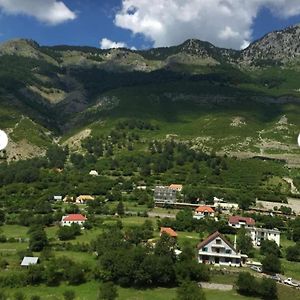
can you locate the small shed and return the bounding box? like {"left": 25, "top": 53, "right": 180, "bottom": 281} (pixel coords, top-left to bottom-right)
{"left": 21, "top": 257, "right": 39, "bottom": 267}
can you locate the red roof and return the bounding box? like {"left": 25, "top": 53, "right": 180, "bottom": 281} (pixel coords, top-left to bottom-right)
{"left": 160, "top": 227, "right": 178, "bottom": 237}
{"left": 63, "top": 214, "right": 87, "bottom": 222}
{"left": 195, "top": 206, "right": 214, "bottom": 213}
{"left": 229, "top": 216, "right": 255, "bottom": 226}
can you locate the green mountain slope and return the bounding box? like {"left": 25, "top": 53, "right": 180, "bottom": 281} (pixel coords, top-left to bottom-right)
{"left": 0, "top": 24, "right": 300, "bottom": 163}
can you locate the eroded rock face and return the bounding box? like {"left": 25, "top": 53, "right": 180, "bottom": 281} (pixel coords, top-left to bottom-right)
{"left": 240, "top": 24, "right": 300, "bottom": 66}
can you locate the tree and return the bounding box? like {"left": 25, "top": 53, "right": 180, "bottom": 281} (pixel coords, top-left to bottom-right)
{"left": 262, "top": 254, "right": 281, "bottom": 274}
{"left": 66, "top": 264, "right": 85, "bottom": 285}
{"left": 98, "top": 282, "right": 118, "bottom": 300}
{"left": 286, "top": 244, "right": 300, "bottom": 262}
{"left": 57, "top": 224, "right": 81, "bottom": 241}
{"left": 116, "top": 201, "right": 125, "bottom": 216}
{"left": 176, "top": 281, "right": 206, "bottom": 300}
{"left": 154, "top": 233, "right": 176, "bottom": 260}
{"left": 259, "top": 278, "right": 278, "bottom": 300}
{"left": 28, "top": 227, "right": 48, "bottom": 252}
{"left": 260, "top": 240, "right": 281, "bottom": 257}
{"left": 236, "top": 229, "right": 253, "bottom": 256}
{"left": 63, "top": 290, "right": 75, "bottom": 300}
{"left": 236, "top": 272, "right": 258, "bottom": 296}
{"left": 27, "top": 265, "right": 44, "bottom": 285}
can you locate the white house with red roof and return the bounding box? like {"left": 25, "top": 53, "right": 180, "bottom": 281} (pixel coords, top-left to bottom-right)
{"left": 61, "top": 214, "right": 87, "bottom": 226}
{"left": 194, "top": 206, "right": 215, "bottom": 219}
{"left": 228, "top": 216, "right": 255, "bottom": 229}
{"left": 197, "top": 231, "right": 247, "bottom": 267}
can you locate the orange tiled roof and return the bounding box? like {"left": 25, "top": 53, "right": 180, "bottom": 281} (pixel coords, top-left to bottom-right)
{"left": 160, "top": 227, "right": 178, "bottom": 237}
{"left": 169, "top": 184, "right": 183, "bottom": 190}
{"left": 195, "top": 206, "right": 214, "bottom": 213}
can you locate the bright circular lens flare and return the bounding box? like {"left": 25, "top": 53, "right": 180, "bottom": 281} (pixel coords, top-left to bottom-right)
{"left": 0, "top": 130, "right": 8, "bottom": 150}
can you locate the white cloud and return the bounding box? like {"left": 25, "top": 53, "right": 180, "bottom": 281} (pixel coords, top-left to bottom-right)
{"left": 100, "top": 38, "right": 136, "bottom": 50}
{"left": 0, "top": 0, "right": 76, "bottom": 25}
{"left": 100, "top": 38, "right": 127, "bottom": 49}
{"left": 115, "top": 0, "right": 300, "bottom": 49}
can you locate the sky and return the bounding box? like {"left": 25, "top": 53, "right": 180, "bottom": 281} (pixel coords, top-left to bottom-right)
{"left": 0, "top": 0, "right": 300, "bottom": 50}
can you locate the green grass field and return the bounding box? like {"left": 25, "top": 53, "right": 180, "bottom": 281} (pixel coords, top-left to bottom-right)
{"left": 4, "top": 280, "right": 299, "bottom": 300}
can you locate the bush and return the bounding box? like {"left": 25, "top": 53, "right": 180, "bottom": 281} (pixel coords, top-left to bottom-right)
{"left": 236, "top": 272, "right": 259, "bottom": 296}
{"left": 63, "top": 290, "right": 75, "bottom": 300}
{"left": 98, "top": 282, "right": 118, "bottom": 300}
{"left": 176, "top": 281, "right": 206, "bottom": 300}
{"left": 260, "top": 240, "right": 281, "bottom": 257}
{"left": 259, "top": 278, "right": 278, "bottom": 300}
{"left": 236, "top": 272, "right": 277, "bottom": 299}
{"left": 286, "top": 244, "right": 300, "bottom": 262}
{"left": 57, "top": 224, "right": 81, "bottom": 241}
{"left": 262, "top": 254, "right": 281, "bottom": 274}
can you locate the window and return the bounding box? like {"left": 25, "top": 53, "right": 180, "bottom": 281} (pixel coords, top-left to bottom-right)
{"left": 225, "top": 249, "right": 231, "bottom": 254}
{"left": 202, "top": 247, "right": 208, "bottom": 252}
{"left": 216, "top": 239, "right": 221, "bottom": 244}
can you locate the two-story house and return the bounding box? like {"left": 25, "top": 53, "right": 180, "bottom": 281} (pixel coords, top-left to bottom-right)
{"left": 197, "top": 231, "right": 247, "bottom": 267}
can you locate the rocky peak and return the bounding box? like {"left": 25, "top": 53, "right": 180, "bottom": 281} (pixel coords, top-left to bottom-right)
{"left": 241, "top": 24, "right": 300, "bottom": 66}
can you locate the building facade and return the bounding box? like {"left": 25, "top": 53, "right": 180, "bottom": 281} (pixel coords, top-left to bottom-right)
{"left": 61, "top": 214, "right": 87, "bottom": 226}
{"left": 154, "top": 186, "right": 177, "bottom": 203}
{"left": 197, "top": 231, "right": 247, "bottom": 267}
{"left": 193, "top": 206, "right": 215, "bottom": 219}
{"left": 247, "top": 227, "right": 280, "bottom": 246}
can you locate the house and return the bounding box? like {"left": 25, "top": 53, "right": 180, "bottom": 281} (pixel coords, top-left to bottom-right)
{"left": 61, "top": 214, "right": 87, "bottom": 226}
{"left": 197, "top": 231, "right": 247, "bottom": 267}
{"left": 89, "top": 170, "right": 99, "bottom": 176}
{"left": 76, "top": 195, "right": 95, "bottom": 204}
{"left": 154, "top": 186, "right": 177, "bottom": 203}
{"left": 213, "top": 197, "right": 239, "bottom": 210}
{"left": 160, "top": 227, "right": 178, "bottom": 238}
{"left": 21, "top": 257, "right": 39, "bottom": 267}
{"left": 169, "top": 184, "right": 183, "bottom": 192}
{"left": 228, "top": 216, "right": 255, "bottom": 228}
{"left": 247, "top": 227, "right": 280, "bottom": 246}
{"left": 194, "top": 206, "right": 215, "bottom": 219}
{"left": 63, "top": 195, "right": 74, "bottom": 202}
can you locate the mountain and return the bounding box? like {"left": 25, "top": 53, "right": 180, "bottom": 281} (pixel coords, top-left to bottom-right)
{"left": 240, "top": 24, "right": 300, "bottom": 66}
{"left": 0, "top": 24, "right": 300, "bottom": 163}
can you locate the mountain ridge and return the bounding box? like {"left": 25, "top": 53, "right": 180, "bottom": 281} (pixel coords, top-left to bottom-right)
{"left": 0, "top": 24, "right": 300, "bottom": 162}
